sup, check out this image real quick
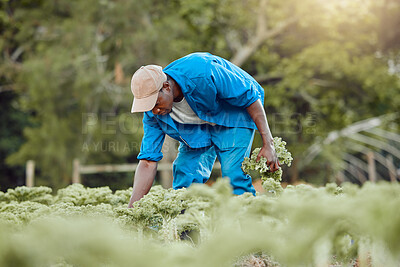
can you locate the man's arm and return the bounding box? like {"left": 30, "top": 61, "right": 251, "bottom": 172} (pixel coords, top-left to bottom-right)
{"left": 129, "top": 112, "right": 165, "bottom": 206}
{"left": 128, "top": 159, "right": 158, "bottom": 208}
{"left": 246, "top": 99, "right": 280, "bottom": 172}
{"left": 209, "top": 62, "right": 279, "bottom": 171}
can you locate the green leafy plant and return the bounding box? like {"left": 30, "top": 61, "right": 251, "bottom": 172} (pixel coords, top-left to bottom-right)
{"left": 242, "top": 137, "right": 293, "bottom": 193}
{"left": 1, "top": 181, "right": 400, "bottom": 266}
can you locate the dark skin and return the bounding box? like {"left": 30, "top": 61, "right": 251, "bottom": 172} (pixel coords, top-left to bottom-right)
{"left": 151, "top": 77, "right": 183, "bottom": 116}
{"left": 128, "top": 76, "right": 279, "bottom": 208}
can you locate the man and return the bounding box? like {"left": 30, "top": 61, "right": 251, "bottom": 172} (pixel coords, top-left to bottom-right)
{"left": 128, "top": 52, "right": 279, "bottom": 207}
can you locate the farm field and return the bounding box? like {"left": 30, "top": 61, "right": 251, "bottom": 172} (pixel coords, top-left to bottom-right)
{"left": 1, "top": 180, "right": 399, "bottom": 267}
{"left": 2, "top": 1, "right": 400, "bottom": 266}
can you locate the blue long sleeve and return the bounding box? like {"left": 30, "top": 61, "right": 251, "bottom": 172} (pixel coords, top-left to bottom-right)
{"left": 137, "top": 112, "right": 165, "bottom": 162}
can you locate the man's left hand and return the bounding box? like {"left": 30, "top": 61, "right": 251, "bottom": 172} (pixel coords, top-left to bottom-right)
{"left": 256, "top": 144, "right": 280, "bottom": 172}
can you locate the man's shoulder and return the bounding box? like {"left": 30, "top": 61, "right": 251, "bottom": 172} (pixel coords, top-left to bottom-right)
{"left": 171, "top": 52, "right": 214, "bottom": 63}
{"left": 164, "top": 52, "right": 216, "bottom": 72}
{"left": 164, "top": 53, "right": 216, "bottom": 85}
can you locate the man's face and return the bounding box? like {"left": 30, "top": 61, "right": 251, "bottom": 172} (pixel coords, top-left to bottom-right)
{"left": 152, "top": 85, "right": 173, "bottom": 115}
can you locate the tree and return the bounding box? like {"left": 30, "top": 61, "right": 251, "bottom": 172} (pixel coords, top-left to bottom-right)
{"left": 2, "top": 0, "right": 399, "bottom": 189}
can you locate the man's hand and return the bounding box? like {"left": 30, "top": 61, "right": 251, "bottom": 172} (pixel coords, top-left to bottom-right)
{"left": 128, "top": 160, "right": 157, "bottom": 208}
{"left": 257, "top": 143, "right": 280, "bottom": 172}
{"left": 246, "top": 99, "right": 280, "bottom": 172}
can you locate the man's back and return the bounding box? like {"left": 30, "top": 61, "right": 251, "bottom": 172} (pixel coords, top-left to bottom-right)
{"left": 163, "top": 52, "right": 264, "bottom": 129}
{"left": 164, "top": 52, "right": 259, "bottom": 89}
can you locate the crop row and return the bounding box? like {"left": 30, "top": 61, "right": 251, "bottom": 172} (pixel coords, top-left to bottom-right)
{"left": 1, "top": 180, "right": 400, "bottom": 266}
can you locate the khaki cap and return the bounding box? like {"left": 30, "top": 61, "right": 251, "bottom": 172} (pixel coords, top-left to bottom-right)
{"left": 130, "top": 65, "right": 167, "bottom": 113}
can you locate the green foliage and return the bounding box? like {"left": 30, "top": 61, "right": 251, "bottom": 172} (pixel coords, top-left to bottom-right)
{"left": 242, "top": 137, "right": 293, "bottom": 193}
{"left": 242, "top": 137, "right": 293, "bottom": 180}
{"left": 0, "top": 201, "right": 50, "bottom": 227}
{"left": 1, "top": 182, "right": 400, "bottom": 266}
{"left": 3, "top": 186, "right": 53, "bottom": 205}
{"left": 1, "top": 0, "right": 400, "bottom": 188}
{"left": 325, "top": 182, "right": 344, "bottom": 195}
{"left": 54, "top": 183, "right": 129, "bottom": 206}
{"left": 0, "top": 91, "right": 30, "bottom": 190}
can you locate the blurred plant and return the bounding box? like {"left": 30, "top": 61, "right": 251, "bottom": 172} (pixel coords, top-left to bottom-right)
{"left": 2, "top": 181, "right": 400, "bottom": 266}
{"left": 2, "top": 181, "right": 400, "bottom": 265}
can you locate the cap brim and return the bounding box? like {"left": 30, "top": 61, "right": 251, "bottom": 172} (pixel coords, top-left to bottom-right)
{"left": 131, "top": 93, "right": 159, "bottom": 113}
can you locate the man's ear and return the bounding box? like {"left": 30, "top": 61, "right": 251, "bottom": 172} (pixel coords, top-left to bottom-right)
{"left": 163, "top": 81, "right": 171, "bottom": 91}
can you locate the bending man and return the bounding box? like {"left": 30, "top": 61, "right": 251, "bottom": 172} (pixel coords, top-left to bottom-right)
{"left": 128, "top": 52, "right": 279, "bottom": 207}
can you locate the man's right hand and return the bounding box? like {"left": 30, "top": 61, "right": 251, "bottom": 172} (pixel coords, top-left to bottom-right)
{"left": 128, "top": 160, "right": 158, "bottom": 208}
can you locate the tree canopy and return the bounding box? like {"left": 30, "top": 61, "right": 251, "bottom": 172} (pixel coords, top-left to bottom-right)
{"left": 1, "top": 0, "right": 399, "bottom": 189}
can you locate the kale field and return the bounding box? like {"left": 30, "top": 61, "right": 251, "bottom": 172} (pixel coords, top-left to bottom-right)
{"left": 1, "top": 180, "right": 400, "bottom": 266}
{"left": 0, "top": 140, "right": 399, "bottom": 266}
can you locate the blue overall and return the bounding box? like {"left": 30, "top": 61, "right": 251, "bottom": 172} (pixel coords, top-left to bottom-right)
{"left": 172, "top": 126, "right": 255, "bottom": 195}
{"left": 137, "top": 53, "right": 265, "bottom": 195}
